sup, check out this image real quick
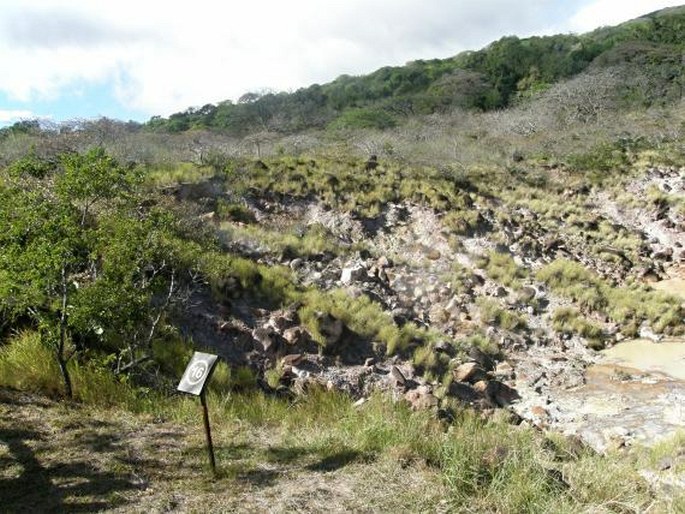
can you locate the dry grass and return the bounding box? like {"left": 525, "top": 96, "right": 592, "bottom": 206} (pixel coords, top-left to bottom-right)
{"left": 2, "top": 386, "right": 683, "bottom": 513}
{"left": 0, "top": 388, "right": 446, "bottom": 513}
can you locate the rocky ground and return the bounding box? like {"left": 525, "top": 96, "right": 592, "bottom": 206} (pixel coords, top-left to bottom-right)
{"left": 181, "top": 165, "right": 685, "bottom": 461}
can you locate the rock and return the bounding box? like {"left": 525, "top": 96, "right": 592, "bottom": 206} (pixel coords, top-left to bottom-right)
{"left": 468, "top": 347, "right": 496, "bottom": 371}
{"left": 253, "top": 327, "right": 276, "bottom": 352}
{"left": 638, "top": 325, "right": 662, "bottom": 343}
{"left": 517, "top": 286, "right": 537, "bottom": 303}
{"left": 266, "top": 313, "right": 295, "bottom": 332}
{"left": 281, "top": 354, "right": 303, "bottom": 366}
{"left": 653, "top": 247, "right": 673, "bottom": 261}
{"left": 494, "top": 361, "right": 515, "bottom": 379}
{"left": 530, "top": 405, "right": 549, "bottom": 423}
{"left": 376, "top": 255, "right": 392, "bottom": 268}
{"left": 428, "top": 305, "right": 450, "bottom": 324}
{"left": 474, "top": 380, "right": 520, "bottom": 407}
{"left": 453, "top": 362, "right": 488, "bottom": 383}
{"left": 447, "top": 382, "right": 481, "bottom": 403}
{"left": 289, "top": 258, "right": 304, "bottom": 270}
{"left": 341, "top": 265, "right": 367, "bottom": 284}
{"left": 282, "top": 326, "right": 306, "bottom": 345}
{"left": 405, "top": 386, "right": 439, "bottom": 410}
{"left": 199, "top": 211, "right": 218, "bottom": 224}
{"left": 353, "top": 398, "right": 367, "bottom": 408}
{"left": 427, "top": 249, "right": 441, "bottom": 260}
{"left": 434, "top": 340, "right": 455, "bottom": 356}
{"left": 364, "top": 357, "right": 376, "bottom": 367}
{"left": 390, "top": 365, "right": 407, "bottom": 388}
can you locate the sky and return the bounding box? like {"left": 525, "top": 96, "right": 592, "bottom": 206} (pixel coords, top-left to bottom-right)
{"left": 0, "top": 0, "right": 682, "bottom": 126}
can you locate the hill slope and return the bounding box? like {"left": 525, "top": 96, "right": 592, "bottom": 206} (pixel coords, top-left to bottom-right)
{"left": 145, "top": 5, "right": 685, "bottom": 134}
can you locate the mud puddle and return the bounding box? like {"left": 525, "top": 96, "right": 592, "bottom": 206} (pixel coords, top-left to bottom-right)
{"left": 550, "top": 338, "right": 685, "bottom": 452}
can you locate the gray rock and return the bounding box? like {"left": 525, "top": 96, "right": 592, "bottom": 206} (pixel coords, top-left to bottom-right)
{"left": 390, "top": 365, "right": 407, "bottom": 387}
{"left": 340, "top": 265, "right": 367, "bottom": 284}
{"left": 253, "top": 327, "right": 276, "bottom": 352}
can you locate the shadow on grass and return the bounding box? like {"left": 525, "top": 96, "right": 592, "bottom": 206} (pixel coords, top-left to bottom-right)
{"left": 0, "top": 427, "right": 141, "bottom": 513}
{"left": 235, "top": 467, "right": 281, "bottom": 487}
{"left": 305, "top": 450, "right": 365, "bottom": 472}
{"left": 265, "top": 445, "right": 313, "bottom": 464}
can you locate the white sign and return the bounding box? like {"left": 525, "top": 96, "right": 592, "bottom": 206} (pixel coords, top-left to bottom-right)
{"left": 177, "top": 352, "right": 219, "bottom": 395}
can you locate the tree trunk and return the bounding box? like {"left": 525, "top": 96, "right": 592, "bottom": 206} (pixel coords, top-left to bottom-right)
{"left": 58, "top": 265, "right": 73, "bottom": 399}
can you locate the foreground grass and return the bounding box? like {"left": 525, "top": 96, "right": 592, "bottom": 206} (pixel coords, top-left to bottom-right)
{"left": 1, "top": 383, "right": 683, "bottom": 513}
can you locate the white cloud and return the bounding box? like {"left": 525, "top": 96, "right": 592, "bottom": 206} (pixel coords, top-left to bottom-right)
{"left": 569, "top": 0, "right": 684, "bottom": 32}
{"left": 0, "top": 109, "right": 35, "bottom": 122}
{"left": 0, "top": 0, "right": 681, "bottom": 119}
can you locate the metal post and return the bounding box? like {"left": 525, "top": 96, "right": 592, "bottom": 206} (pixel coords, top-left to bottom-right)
{"left": 200, "top": 391, "right": 217, "bottom": 476}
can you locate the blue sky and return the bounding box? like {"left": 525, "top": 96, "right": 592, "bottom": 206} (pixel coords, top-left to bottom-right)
{"left": 0, "top": 0, "right": 683, "bottom": 127}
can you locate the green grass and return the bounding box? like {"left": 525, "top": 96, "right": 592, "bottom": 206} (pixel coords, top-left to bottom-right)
{"left": 537, "top": 259, "right": 683, "bottom": 335}
{"left": 219, "top": 221, "right": 342, "bottom": 259}
{"left": 144, "top": 162, "right": 215, "bottom": 186}
{"left": 478, "top": 251, "right": 528, "bottom": 288}
{"left": 477, "top": 298, "right": 528, "bottom": 331}
{"left": 1, "top": 330, "right": 682, "bottom": 512}
{"left": 0, "top": 330, "right": 143, "bottom": 408}
{"left": 4, "top": 382, "right": 679, "bottom": 512}
{"left": 551, "top": 307, "right": 604, "bottom": 348}
{"left": 298, "top": 288, "right": 429, "bottom": 355}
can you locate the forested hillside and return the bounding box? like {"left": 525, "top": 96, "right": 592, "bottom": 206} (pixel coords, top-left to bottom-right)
{"left": 142, "top": 5, "right": 685, "bottom": 134}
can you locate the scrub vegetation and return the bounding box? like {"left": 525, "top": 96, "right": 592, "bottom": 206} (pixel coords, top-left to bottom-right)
{"left": 2, "top": 6, "right": 685, "bottom": 512}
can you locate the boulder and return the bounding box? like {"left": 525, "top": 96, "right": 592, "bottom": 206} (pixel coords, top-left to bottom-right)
{"left": 283, "top": 326, "right": 307, "bottom": 346}
{"left": 468, "top": 347, "right": 496, "bottom": 371}
{"left": 281, "top": 353, "right": 303, "bottom": 366}
{"left": 389, "top": 365, "right": 407, "bottom": 388}
{"left": 473, "top": 380, "right": 519, "bottom": 407}
{"left": 517, "top": 286, "right": 537, "bottom": 303}
{"left": 453, "top": 362, "right": 488, "bottom": 383}
{"left": 494, "top": 361, "right": 515, "bottom": 379}
{"left": 340, "top": 265, "right": 367, "bottom": 284}
{"left": 447, "top": 382, "right": 481, "bottom": 403}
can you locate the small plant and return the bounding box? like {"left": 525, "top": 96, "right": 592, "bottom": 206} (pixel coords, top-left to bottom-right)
{"left": 551, "top": 307, "right": 604, "bottom": 346}
{"left": 478, "top": 251, "right": 528, "bottom": 287}
{"left": 477, "top": 298, "right": 527, "bottom": 331}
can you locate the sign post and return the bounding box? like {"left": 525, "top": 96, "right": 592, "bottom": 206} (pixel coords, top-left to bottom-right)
{"left": 177, "top": 351, "right": 220, "bottom": 475}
